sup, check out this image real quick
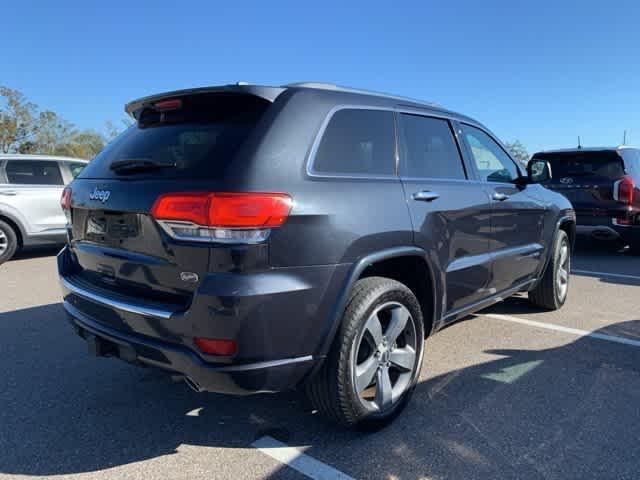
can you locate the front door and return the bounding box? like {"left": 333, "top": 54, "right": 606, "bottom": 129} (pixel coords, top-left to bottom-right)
{"left": 459, "top": 124, "right": 546, "bottom": 294}
{"left": 398, "top": 113, "right": 494, "bottom": 316}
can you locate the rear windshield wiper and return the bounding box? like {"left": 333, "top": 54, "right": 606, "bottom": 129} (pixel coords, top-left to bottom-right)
{"left": 109, "top": 159, "right": 176, "bottom": 174}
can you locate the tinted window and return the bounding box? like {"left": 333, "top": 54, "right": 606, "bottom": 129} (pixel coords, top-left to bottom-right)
{"left": 79, "top": 94, "right": 270, "bottom": 179}
{"left": 461, "top": 125, "right": 519, "bottom": 183}
{"left": 68, "top": 162, "right": 86, "bottom": 178}
{"left": 313, "top": 109, "right": 395, "bottom": 176}
{"left": 532, "top": 151, "right": 625, "bottom": 181}
{"left": 6, "top": 160, "right": 64, "bottom": 185}
{"left": 398, "top": 114, "right": 465, "bottom": 179}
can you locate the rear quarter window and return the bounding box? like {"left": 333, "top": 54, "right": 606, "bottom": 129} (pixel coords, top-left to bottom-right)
{"left": 312, "top": 109, "right": 395, "bottom": 176}
{"left": 620, "top": 149, "right": 640, "bottom": 182}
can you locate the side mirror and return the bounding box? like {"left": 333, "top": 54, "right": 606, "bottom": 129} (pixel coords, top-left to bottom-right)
{"left": 527, "top": 159, "right": 552, "bottom": 183}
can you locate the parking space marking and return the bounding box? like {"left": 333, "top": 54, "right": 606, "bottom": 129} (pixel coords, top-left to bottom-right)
{"left": 572, "top": 269, "right": 640, "bottom": 281}
{"left": 484, "top": 313, "right": 640, "bottom": 348}
{"left": 252, "top": 436, "right": 355, "bottom": 480}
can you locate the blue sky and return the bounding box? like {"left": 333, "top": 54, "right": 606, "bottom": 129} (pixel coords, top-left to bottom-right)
{"left": 2, "top": 0, "right": 639, "bottom": 154}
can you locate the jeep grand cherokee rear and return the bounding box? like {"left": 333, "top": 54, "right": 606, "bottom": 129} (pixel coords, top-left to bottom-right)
{"left": 59, "top": 82, "right": 574, "bottom": 429}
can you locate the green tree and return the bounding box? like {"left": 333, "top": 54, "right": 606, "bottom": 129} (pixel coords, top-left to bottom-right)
{"left": 34, "top": 110, "right": 75, "bottom": 154}
{"left": 504, "top": 140, "right": 530, "bottom": 166}
{"left": 0, "top": 87, "right": 38, "bottom": 153}
{"left": 56, "top": 130, "right": 105, "bottom": 159}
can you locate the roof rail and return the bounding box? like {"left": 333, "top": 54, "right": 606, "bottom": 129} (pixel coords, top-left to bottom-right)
{"left": 284, "top": 82, "right": 441, "bottom": 108}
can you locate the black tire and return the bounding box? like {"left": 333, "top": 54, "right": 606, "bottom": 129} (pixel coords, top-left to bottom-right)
{"left": 306, "top": 277, "right": 425, "bottom": 430}
{"left": 0, "top": 219, "right": 18, "bottom": 265}
{"left": 529, "top": 230, "right": 570, "bottom": 310}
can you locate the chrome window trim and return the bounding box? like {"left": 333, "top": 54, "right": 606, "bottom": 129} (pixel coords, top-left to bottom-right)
{"left": 306, "top": 104, "right": 467, "bottom": 181}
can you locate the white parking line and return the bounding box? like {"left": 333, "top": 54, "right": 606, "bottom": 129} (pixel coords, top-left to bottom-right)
{"left": 252, "top": 436, "right": 355, "bottom": 480}
{"left": 572, "top": 269, "right": 640, "bottom": 281}
{"left": 485, "top": 313, "right": 640, "bottom": 348}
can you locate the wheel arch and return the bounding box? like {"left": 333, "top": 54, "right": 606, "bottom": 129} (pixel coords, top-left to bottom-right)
{"left": 314, "top": 246, "right": 441, "bottom": 364}
{"left": 0, "top": 211, "right": 25, "bottom": 248}
{"left": 533, "top": 213, "right": 575, "bottom": 288}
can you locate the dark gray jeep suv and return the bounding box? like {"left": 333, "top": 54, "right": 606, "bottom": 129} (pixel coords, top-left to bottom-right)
{"left": 58, "top": 82, "right": 575, "bottom": 429}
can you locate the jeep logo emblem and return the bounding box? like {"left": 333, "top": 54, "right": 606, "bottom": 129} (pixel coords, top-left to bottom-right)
{"left": 89, "top": 188, "right": 111, "bottom": 203}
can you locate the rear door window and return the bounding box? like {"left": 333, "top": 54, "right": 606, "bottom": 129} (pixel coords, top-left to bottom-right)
{"left": 6, "top": 160, "right": 64, "bottom": 185}
{"left": 312, "top": 109, "right": 395, "bottom": 176}
{"left": 398, "top": 114, "right": 466, "bottom": 179}
{"left": 461, "top": 125, "right": 519, "bottom": 183}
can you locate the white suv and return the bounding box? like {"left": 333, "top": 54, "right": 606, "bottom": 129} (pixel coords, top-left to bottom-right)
{"left": 0, "top": 155, "right": 88, "bottom": 264}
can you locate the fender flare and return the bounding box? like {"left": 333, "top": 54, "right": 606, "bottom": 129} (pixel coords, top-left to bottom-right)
{"left": 534, "top": 213, "right": 576, "bottom": 285}
{"left": 312, "top": 246, "right": 440, "bottom": 364}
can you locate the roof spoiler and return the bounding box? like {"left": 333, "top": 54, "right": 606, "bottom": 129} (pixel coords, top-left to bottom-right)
{"left": 124, "top": 84, "right": 286, "bottom": 119}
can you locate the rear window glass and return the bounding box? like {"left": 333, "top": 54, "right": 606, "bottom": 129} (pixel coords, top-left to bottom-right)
{"left": 533, "top": 151, "right": 625, "bottom": 180}
{"left": 78, "top": 94, "right": 270, "bottom": 179}
{"left": 312, "top": 109, "right": 395, "bottom": 176}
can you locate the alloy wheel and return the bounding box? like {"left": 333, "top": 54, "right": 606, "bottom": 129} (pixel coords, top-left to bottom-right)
{"left": 0, "top": 229, "right": 7, "bottom": 256}
{"left": 351, "top": 301, "right": 418, "bottom": 412}
{"left": 557, "top": 240, "right": 570, "bottom": 301}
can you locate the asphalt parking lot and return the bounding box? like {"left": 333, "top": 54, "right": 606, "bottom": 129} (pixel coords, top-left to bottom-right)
{"left": 1, "top": 242, "right": 639, "bottom": 480}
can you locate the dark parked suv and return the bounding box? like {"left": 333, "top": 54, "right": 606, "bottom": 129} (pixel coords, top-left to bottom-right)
{"left": 58, "top": 82, "right": 575, "bottom": 428}
{"left": 530, "top": 147, "right": 640, "bottom": 250}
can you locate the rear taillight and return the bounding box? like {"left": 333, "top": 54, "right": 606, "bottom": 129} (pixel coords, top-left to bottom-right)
{"left": 194, "top": 337, "right": 237, "bottom": 356}
{"left": 614, "top": 175, "right": 635, "bottom": 205}
{"left": 60, "top": 187, "right": 72, "bottom": 224}
{"left": 151, "top": 192, "right": 292, "bottom": 243}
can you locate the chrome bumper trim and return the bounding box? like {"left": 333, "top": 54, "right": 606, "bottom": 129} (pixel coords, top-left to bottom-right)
{"left": 60, "top": 276, "right": 174, "bottom": 320}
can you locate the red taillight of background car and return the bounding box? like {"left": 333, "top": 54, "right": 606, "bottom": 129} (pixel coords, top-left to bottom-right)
{"left": 60, "top": 187, "right": 72, "bottom": 224}
{"left": 150, "top": 192, "right": 292, "bottom": 243}
{"left": 614, "top": 175, "right": 635, "bottom": 205}
{"left": 60, "top": 187, "right": 72, "bottom": 211}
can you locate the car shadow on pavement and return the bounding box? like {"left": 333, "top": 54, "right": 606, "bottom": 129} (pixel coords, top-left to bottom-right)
{"left": 1, "top": 303, "right": 640, "bottom": 479}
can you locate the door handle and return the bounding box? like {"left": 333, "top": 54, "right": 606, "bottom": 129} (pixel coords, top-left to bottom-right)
{"left": 413, "top": 190, "right": 440, "bottom": 202}
{"left": 492, "top": 192, "right": 509, "bottom": 201}
{"left": 0, "top": 191, "right": 17, "bottom": 196}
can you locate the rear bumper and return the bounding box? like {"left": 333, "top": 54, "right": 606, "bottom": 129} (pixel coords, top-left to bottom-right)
{"left": 58, "top": 246, "right": 349, "bottom": 394}
{"left": 575, "top": 216, "right": 640, "bottom": 245}
{"left": 64, "top": 301, "right": 315, "bottom": 394}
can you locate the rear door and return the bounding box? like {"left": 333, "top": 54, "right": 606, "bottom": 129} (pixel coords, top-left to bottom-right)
{"left": 459, "top": 124, "right": 546, "bottom": 294}
{"left": 4, "top": 159, "right": 66, "bottom": 235}
{"left": 398, "top": 113, "right": 493, "bottom": 315}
